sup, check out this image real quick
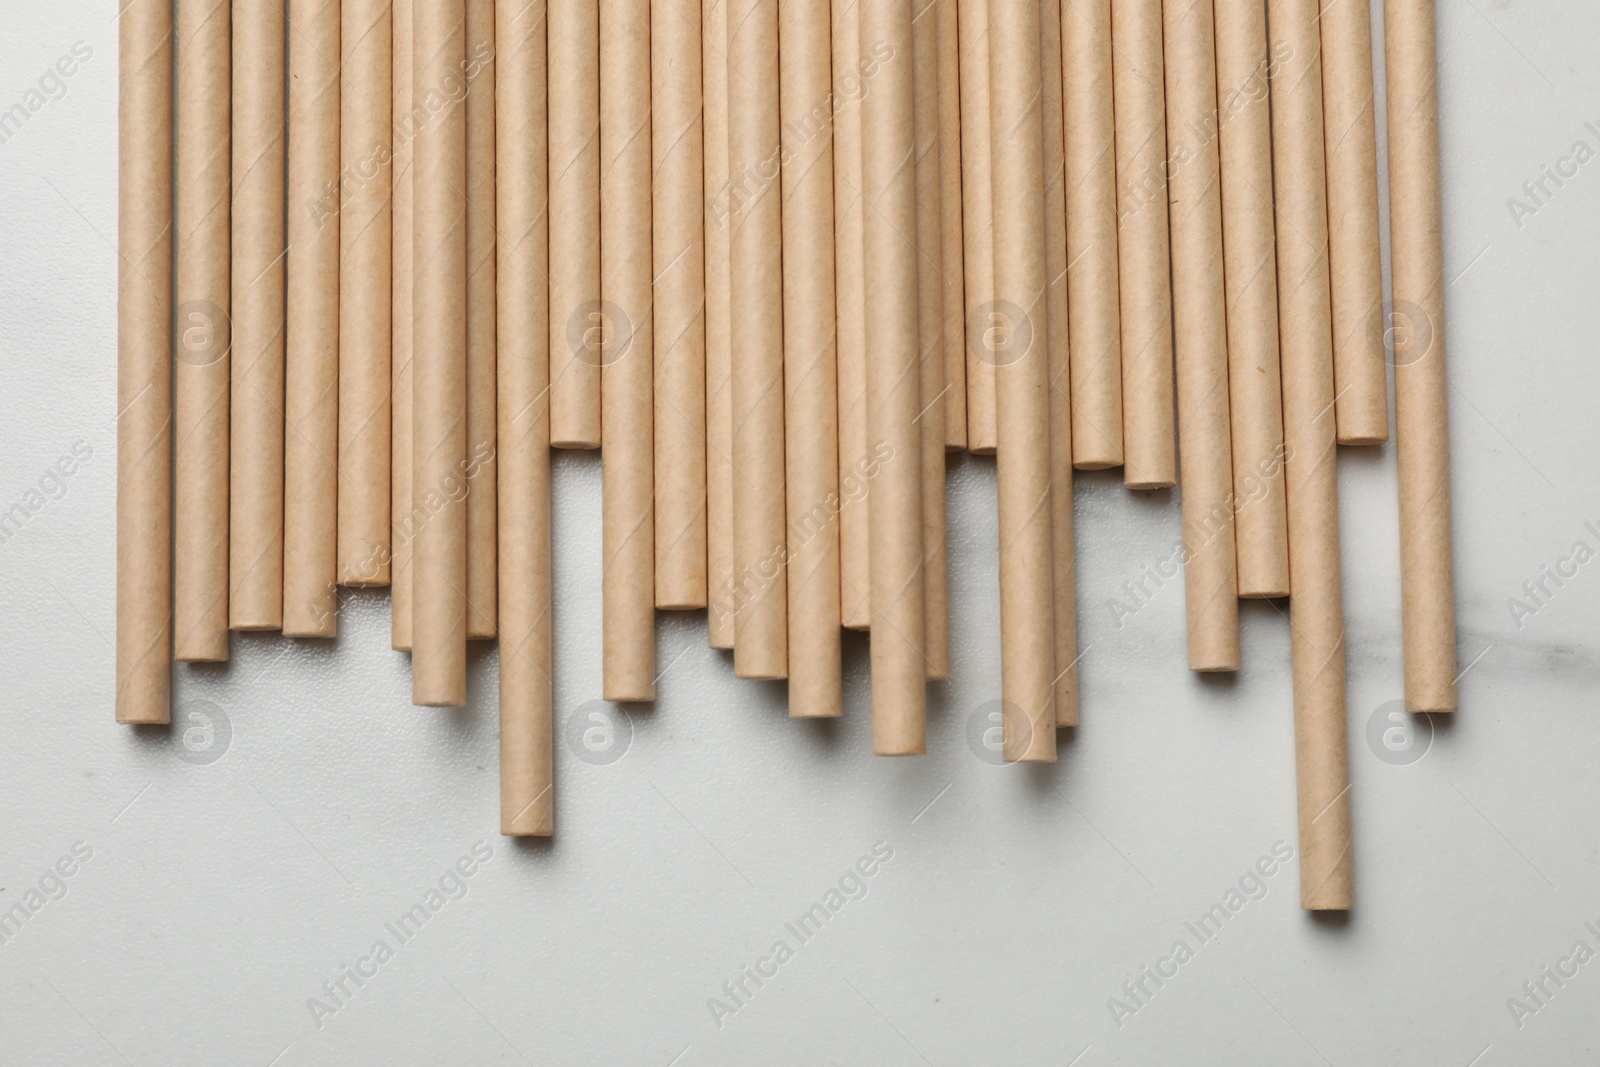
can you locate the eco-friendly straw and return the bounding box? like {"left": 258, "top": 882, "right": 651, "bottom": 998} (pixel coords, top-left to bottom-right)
{"left": 781, "top": 0, "right": 843, "bottom": 716}
{"left": 935, "top": 0, "right": 966, "bottom": 452}
{"left": 863, "top": 0, "right": 927, "bottom": 754}
{"left": 548, "top": 0, "right": 602, "bottom": 449}
{"left": 1165, "top": 0, "right": 1239, "bottom": 672}
{"left": 653, "top": 0, "right": 708, "bottom": 611}
{"left": 991, "top": 0, "right": 1057, "bottom": 762}
{"left": 391, "top": 0, "right": 416, "bottom": 650}
{"left": 957, "top": 0, "right": 996, "bottom": 455}
{"left": 1320, "top": 0, "right": 1388, "bottom": 446}
{"left": 411, "top": 0, "right": 470, "bottom": 707}
{"left": 1060, "top": 0, "right": 1122, "bottom": 470}
{"left": 117, "top": 0, "right": 174, "bottom": 724}
{"left": 704, "top": 0, "right": 737, "bottom": 650}
{"left": 600, "top": 0, "right": 657, "bottom": 701}
{"left": 832, "top": 0, "right": 871, "bottom": 632}
{"left": 230, "top": 0, "right": 287, "bottom": 631}
{"left": 497, "top": 0, "right": 554, "bottom": 836}
{"left": 173, "top": 0, "right": 232, "bottom": 664}
{"left": 728, "top": 0, "right": 788, "bottom": 680}
{"left": 1041, "top": 0, "right": 1078, "bottom": 724}
{"left": 1268, "top": 0, "right": 1354, "bottom": 910}
{"left": 913, "top": 0, "right": 950, "bottom": 680}
{"left": 283, "top": 0, "right": 341, "bottom": 639}
{"left": 465, "top": 0, "right": 499, "bottom": 640}
{"left": 1111, "top": 0, "right": 1174, "bottom": 490}
{"left": 337, "top": 0, "right": 394, "bottom": 589}
{"left": 1384, "top": 0, "right": 1457, "bottom": 712}
{"left": 1214, "top": 0, "right": 1289, "bottom": 599}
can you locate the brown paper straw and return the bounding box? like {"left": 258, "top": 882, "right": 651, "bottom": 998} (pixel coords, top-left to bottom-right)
{"left": 283, "top": 0, "right": 342, "bottom": 639}
{"left": 705, "top": 0, "right": 737, "bottom": 649}
{"left": 862, "top": 0, "right": 927, "bottom": 754}
{"left": 465, "top": 0, "right": 498, "bottom": 639}
{"left": 653, "top": 0, "right": 709, "bottom": 611}
{"left": 497, "top": 0, "right": 553, "bottom": 836}
{"left": 173, "top": 0, "right": 231, "bottom": 664}
{"left": 391, "top": 0, "right": 416, "bottom": 650}
{"left": 116, "top": 0, "right": 173, "bottom": 724}
{"left": 913, "top": 0, "right": 949, "bottom": 680}
{"left": 1111, "top": 0, "right": 1175, "bottom": 490}
{"left": 1320, "top": 0, "right": 1389, "bottom": 445}
{"left": 548, "top": 0, "right": 602, "bottom": 449}
{"left": 412, "top": 0, "right": 470, "bottom": 706}
{"left": 935, "top": 0, "right": 966, "bottom": 452}
{"left": 1384, "top": 0, "right": 1457, "bottom": 712}
{"left": 832, "top": 0, "right": 871, "bottom": 632}
{"left": 1060, "top": 0, "right": 1122, "bottom": 470}
{"left": 1268, "top": 0, "right": 1353, "bottom": 910}
{"left": 601, "top": 0, "right": 657, "bottom": 700}
{"left": 1214, "top": 0, "right": 1289, "bottom": 599}
{"left": 230, "top": 0, "right": 287, "bottom": 631}
{"left": 337, "top": 0, "right": 394, "bottom": 588}
{"left": 1041, "top": 0, "right": 1078, "bottom": 724}
{"left": 956, "top": 0, "right": 996, "bottom": 455}
{"left": 781, "top": 0, "right": 843, "bottom": 716}
{"left": 990, "top": 0, "right": 1056, "bottom": 761}
{"left": 1164, "top": 0, "right": 1238, "bottom": 672}
{"left": 728, "top": 0, "right": 788, "bottom": 680}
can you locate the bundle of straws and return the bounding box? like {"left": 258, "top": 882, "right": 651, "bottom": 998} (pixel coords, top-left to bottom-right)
{"left": 115, "top": 0, "right": 1456, "bottom": 911}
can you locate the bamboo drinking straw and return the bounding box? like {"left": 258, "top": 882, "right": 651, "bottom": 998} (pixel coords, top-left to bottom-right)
{"left": 862, "top": 0, "right": 927, "bottom": 754}
{"left": 1214, "top": 0, "right": 1289, "bottom": 599}
{"left": 832, "top": 0, "right": 871, "bottom": 632}
{"left": 1268, "top": 0, "right": 1353, "bottom": 909}
{"left": 1384, "top": 0, "right": 1457, "bottom": 712}
{"left": 337, "top": 0, "right": 394, "bottom": 588}
{"left": 392, "top": 0, "right": 416, "bottom": 650}
{"left": 283, "top": 0, "right": 342, "bottom": 639}
{"left": 116, "top": 0, "right": 173, "bottom": 724}
{"left": 705, "top": 0, "right": 737, "bottom": 649}
{"left": 935, "top": 0, "right": 966, "bottom": 452}
{"left": 781, "top": 0, "right": 843, "bottom": 715}
{"left": 1320, "top": 0, "right": 1388, "bottom": 446}
{"left": 1111, "top": 0, "right": 1175, "bottom": 490}
{"left": 600, "top": 0, "right": 656, "bottom": 701}
{"left": 1060, "top": 0, "right": 1122, "bottom": 470}
{"left": 990, "top": 0, "right": 1056, "bottom": 762}
{"left": 230, "top": 0, "right": 287, "bottom": 631}
{"left": 497, "top": 0, "right": 554, "bottom": 835}
{"left": 1164, "top": 0, "right": 1238, "bottom": 672}
{"left": 549, "top": 0, "right": 602, "bottom": 449}
{"left": 1041, "top": 0, "right": 1078, "bottom": 724}
{"left": 728, "top": 0, "right": 788, "bottom": 680}
{"left": 654, "top": 0, "right": 708, "bottom": 611}
{"left": 913, "top": 0, "right": 949, "bottom": 680}
{"left": 466, "top": 0, "right": 499, "bottom": 639}
{"left": 957, "top": 0, "right": 996, "bottom": 455}
{"left": 412, "top": 0, "right": 470, "bottom": 706}
{"left": 173, "top": 0, "right": 231, "bottom": 664}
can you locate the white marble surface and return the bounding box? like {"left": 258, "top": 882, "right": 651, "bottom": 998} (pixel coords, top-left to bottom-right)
{"left": 2, "top": 1, "right": 1598, "bottom": 1064}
